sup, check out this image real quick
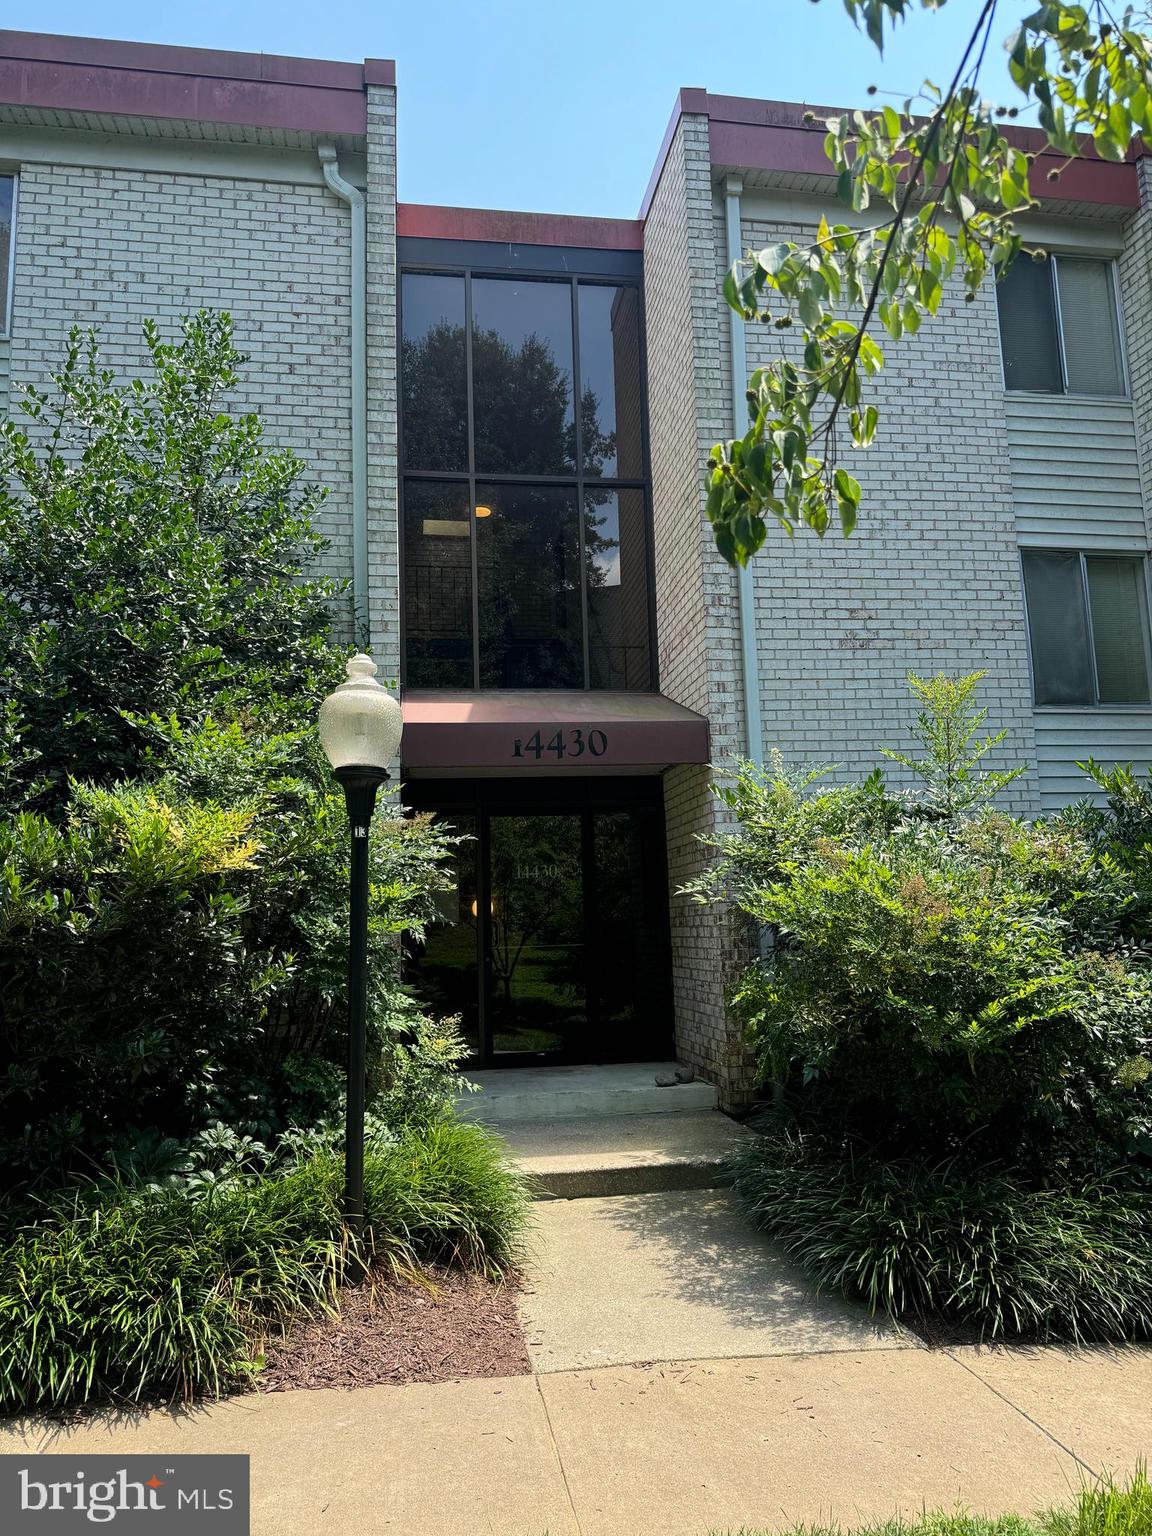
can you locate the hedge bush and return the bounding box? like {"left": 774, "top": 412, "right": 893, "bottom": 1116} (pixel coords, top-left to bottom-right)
{"left": 732, "top": 1131, "right": 1152, "bottom": 1342}
{"left": 697, "top": 674, "right": 1152, "bottom": 1175}
{"left": 0, "top": 316, "right": 460, "bottom": 1184}
{"left": 698, "top": 673, "right": 1152, "bottom": 1339}
{"left": 0, "top": 1118, "right": 529, "bottom": 1412}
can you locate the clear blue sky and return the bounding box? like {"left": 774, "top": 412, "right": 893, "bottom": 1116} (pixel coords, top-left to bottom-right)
{"left": 5, "top": 0, "right": 1025, "bottom": 217}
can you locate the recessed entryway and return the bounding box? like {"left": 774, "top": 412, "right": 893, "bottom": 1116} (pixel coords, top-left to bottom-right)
{"left": 403, "top": 778, "right": 674, "bottom": 1067}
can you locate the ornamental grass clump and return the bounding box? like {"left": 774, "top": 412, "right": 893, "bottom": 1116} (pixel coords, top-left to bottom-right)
{"left": 0, "top": 1119, "right": 529, "bottom": 1413}
{"left": 731, "top": 1132, "right": 1152, "bottom": 1343}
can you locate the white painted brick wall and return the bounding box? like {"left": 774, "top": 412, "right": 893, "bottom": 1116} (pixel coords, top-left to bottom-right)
{"left": 7, "top": 158, "right": 362, "bottom": 638}
{"left": 1121, "top": 159, "right": 1152, "bottom": 530}
{"left": 645, "top": 116, "right": 757, "bottom": 1106}
{"left": 365, "top": 84, "right": 400, "bottom": 679}
{"left": 734, "top": 204, "right": 1041, "bottom": 811}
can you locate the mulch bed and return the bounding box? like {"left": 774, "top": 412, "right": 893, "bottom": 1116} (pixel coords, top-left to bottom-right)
{"left": 257, "top": 1267, "right": 531, "bottom": 1392}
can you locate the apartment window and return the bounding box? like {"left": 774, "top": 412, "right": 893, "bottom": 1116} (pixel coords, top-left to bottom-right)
{"left": 997, "top": 255, "right": 1125, "bottom": 395}
{"left": 1022, "top": 549, "right": 1151, "bottom": 705}
{"left": 0, "top": 176, "right": 14, "bottom": 336}
{"left": 400, "top": 266, "right": 652, "bottom": 690}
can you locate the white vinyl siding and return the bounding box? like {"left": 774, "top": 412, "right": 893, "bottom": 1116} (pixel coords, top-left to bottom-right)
{"left": 1034, "top": 711, "right": 1152, "bottom": 813}
{"left": 1006, "top": 387, "right": 1152, "bottom": 808}
{"left": 1007, "top": 396, "right": 1145, "bottom": 549}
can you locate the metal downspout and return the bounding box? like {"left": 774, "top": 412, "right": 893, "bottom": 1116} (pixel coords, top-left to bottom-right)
{"left": 724, "top": 174, "right": 764, "bottom": 767}
{"left": 319, "top": 144, "right": 369, "bottom": 648}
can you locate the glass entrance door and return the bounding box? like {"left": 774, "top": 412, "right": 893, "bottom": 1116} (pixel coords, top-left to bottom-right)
{"left": 488, "top": 814, "right": 585, "bottom": 1056}
{"left": 404, "top": 781, "right": 672, "bottom": 1066}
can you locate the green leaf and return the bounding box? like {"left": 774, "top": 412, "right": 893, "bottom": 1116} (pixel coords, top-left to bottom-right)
{"left": 850, "top": 404, "right": 879, "bottom": 447}
{"left": 797, "top": 289, "right": 823, "bottom": 329}
{"left": 757, "top": 244, "right": 794, "bottom": 278}
{"left": 834, "top": 467, "right": 861, "bottom": 536}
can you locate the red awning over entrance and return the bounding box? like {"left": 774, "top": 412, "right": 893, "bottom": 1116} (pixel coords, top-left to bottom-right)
{"left": 401, "top": 691, "right": 710, "bottom": 775}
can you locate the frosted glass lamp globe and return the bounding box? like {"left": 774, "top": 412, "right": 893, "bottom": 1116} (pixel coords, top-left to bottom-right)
{"left": 318, "top": 654, "right": 402, "bottom": 773}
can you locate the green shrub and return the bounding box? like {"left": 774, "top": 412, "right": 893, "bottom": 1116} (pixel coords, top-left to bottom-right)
{"left": 701, "top": 674, "right": 1152, "bottom": 1343}
{"left": 731, "top": 1131, "right": 1152, "bottom": 1342}
{"left": 720, "top": 1465, "right": 1152, "bottom": 1536}
{"left": 0, "top": 1119, "right": 529, "bottom": 1412}
{"left": 0, "top": 730, "right": 459, "bottom": 1182}
{"left": 0, "top": 317, "right": 463, "bottom": 1182}
{"left": 696, "top": 675, "right": 1152, "bottom": 1174}
{"left": 0, "top": 314, "right": 339, "bottom": 801}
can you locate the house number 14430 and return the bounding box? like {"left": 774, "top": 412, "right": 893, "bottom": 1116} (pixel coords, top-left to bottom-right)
{"left": 512, "top": 729, "right": 607, "bottom": 760}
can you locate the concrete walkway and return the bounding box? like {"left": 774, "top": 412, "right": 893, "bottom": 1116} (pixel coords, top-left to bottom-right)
{"left": 5, "top": 1167, "right": 1149, "bottom": 1534}
{"left": 5, "top": 1346, "right": 1150, "bottom": 1535}
{"left": 517, "top": 1190, "right": 905, "bottom": 1371}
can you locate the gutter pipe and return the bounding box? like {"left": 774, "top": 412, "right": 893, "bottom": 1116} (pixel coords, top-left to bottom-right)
{"left": 723, "top": 174, "right": 764, "bottom": 767}
{"left": 319, "top": 143, "right": 369, "bottom": 647}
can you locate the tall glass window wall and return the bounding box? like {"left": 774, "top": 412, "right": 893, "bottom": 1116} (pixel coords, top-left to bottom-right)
{"left": 401, "top": 266, "right": 653, "bottom": 690}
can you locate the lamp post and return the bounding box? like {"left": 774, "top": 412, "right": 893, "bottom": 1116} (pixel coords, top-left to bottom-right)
{"left": 318, "top": 653, "right": 403, "bottom": 1258}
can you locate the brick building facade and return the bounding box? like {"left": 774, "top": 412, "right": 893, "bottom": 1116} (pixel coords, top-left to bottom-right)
{"left": 2, "top": 38, "right": 1151, "bottom": 1104}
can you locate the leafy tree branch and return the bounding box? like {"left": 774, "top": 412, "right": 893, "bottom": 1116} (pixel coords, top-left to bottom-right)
{"left": 708, "top": 0, "right": 1152, "bottom": 565}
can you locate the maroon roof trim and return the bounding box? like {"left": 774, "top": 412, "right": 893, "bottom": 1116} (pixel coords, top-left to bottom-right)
{"left": 641, "top": 88, "right": 1140, "bottom": 218}
{"left": 397, "top": 203, "right": 644, "bottom": 250}
{"left": 0, "top": 31, "right": 393, "bottom": 134}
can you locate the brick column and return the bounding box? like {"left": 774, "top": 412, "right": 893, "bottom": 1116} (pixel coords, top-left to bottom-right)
{"left": 644, "top": 113, "right": 757, "bottom": 1108}
{"left": 365, "top": 82, "right": 400, "bottom": 678}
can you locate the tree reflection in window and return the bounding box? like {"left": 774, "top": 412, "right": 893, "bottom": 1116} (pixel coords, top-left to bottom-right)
{"left": 400, "top": 273, "right": 467, "bottom": 472}
{"left": 400, "top": 267, "right": 652, "bottom": 690}
{"left": 476, "top": 485, "right": 582, "bottom": 688}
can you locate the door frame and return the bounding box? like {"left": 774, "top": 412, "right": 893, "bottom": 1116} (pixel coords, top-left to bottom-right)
{"left": 403, "top": 776, "right": 672, "bottom": 1068}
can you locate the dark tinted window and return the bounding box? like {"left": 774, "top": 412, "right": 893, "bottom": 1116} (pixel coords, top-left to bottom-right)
{"left": 476, "top": 482, "right": 582, "bottom": 687}
{"left": 586, "top": 489, "right": 651, "bottom": 688}
{"left": 399, "top": 263, "right": 653, "bottom": 691}
{"left": 406, "top": 814, "right": 480, "bottom": 1058}
{"left": 403, "top": 481, "right": 474, "bottom": 687}
{"left": 401, "top": 273, "right": 468, "bottom": 471}
{"left": 472, "top": 278, "right": 575, "bottom": 474}
{"left": 998, "top": 258, "right": 1062, "bottom": 392}
{"left": 1057, "top": 259, "right": 1125, "bottom": 396}
{"left": 998, "top": 255, "right": 1126, "bottom": 396}
{"left": 1023, "top": 549, "right": 1151, "bottom": 706}
{"left": 1086, "top": 555, "right": 1151, "bottom": 703}
{"left": 1022, "top": 550, "right": 1094, "bottom": 704}
{"left": 578, "top": 284, "right": 644, "bottom": 478}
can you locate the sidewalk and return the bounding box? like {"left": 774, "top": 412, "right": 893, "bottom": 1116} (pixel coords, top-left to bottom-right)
{"left": 5, "top": 1344, "right": 1150, "bottom": 1536}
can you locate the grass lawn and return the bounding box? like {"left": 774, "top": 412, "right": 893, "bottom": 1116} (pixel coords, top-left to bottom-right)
{"left": 719, "top": 1469, "right": 1152, "bottom": 1536}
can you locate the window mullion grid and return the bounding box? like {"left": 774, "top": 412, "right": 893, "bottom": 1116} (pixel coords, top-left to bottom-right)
{"left": 464, "top": 268, "right": 480, "bottom": 691}
{"left": 1051, "top": 256, "right": 1071, "bottom": 396}
{"left": 402, "top": 468, "right": 645, "bottom": 490}
{"left": 571, "top": 278, "right": 591, "bottom": 690}
{"left": 1080, "top": 551, "right": 1102, "bottom": 706}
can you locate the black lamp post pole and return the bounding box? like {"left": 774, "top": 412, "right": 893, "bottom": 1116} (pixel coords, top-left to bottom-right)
{"left": 335, "top": 764, "right": 389, "bottom": 1265}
